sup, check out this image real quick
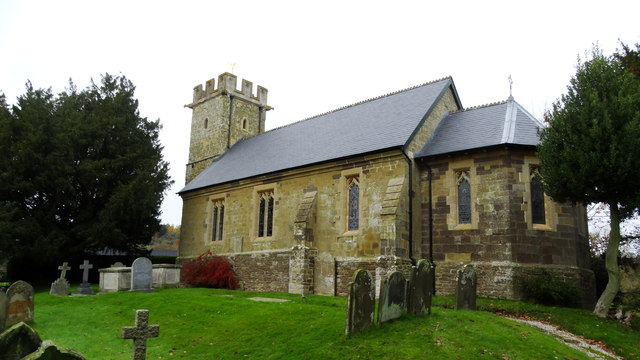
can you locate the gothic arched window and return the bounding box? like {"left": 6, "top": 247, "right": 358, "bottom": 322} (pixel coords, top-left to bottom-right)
{"left": 258, "top": 190, "right": 275, "bottom": 237}
{"left": 347, "top": 176, "right": 359, "bottom": 231}
{"left": 211, "top": 200, "right": 224, "bottom": 241}
{"left": 531, "top": 170, "right": 546, "bottom": 224}
{"left": 457, "top": 171, "right": 471, "bottom": 224}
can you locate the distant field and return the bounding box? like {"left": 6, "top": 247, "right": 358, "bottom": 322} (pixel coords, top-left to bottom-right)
{"left": 29, "top": 288, "right": 638, "bottom": 359}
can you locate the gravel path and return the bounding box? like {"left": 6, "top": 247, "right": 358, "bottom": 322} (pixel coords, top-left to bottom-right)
{"left": 505, "top": 316, "right": 623, "bottom": 360}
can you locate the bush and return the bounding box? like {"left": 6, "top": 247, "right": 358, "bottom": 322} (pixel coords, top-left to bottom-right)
{"left": 181, "top": 251, "right": 238, "bottom": 289}
{"left": 517, "top": 269, "right": 581, "bottom": 308}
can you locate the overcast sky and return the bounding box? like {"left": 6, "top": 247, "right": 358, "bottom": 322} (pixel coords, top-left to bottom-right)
{"left": 1, "top": 0, "right": 638, "bottom": 225}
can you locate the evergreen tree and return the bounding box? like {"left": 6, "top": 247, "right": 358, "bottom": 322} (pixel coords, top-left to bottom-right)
{"left": 0, "top": 75, "right": 172, "bottom": 269}
{"left": 537, "top": 46, "right": 640, "bottom": 317}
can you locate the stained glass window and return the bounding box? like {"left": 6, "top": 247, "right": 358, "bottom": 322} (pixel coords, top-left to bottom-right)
{"left": 531, "top": 172, "right": 546, "bottom": 224}
{"left": 267, "top": 196, "right": 274, "bottom": 237}
{"left": 347, "top": 176, "right": 359, "bottom": 231}
{"left": 457, "top": 171, "right": 471, "bottom": 224}
{"left": 257, "top": 190, "right": 274, "bottom": 237}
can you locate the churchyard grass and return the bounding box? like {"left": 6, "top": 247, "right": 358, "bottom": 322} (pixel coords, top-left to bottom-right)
{"left": 433, "top": 296, "right": 640, "bottom": 359}
{"left": 30, "top": 288, "right": 638, "bottom": 359}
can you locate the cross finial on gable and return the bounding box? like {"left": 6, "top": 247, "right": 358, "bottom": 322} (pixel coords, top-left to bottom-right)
{"left": 122, "top": 309, "right": 160, "bottom": 360}
{"left": 58, "top": 262, "right": 71, "bottom": 280}
{"left": 508, "top": 75, "right": 514, "bottom": 100}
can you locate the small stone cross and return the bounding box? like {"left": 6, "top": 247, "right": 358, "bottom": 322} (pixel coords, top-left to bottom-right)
{"left": 79, "top": 260, "right": 93, "bottom": 283}
{"left": 58, "top": 262, "right": 71, "bottom": 279}
{"left": 122, "top": 309, "right": 159, "bottom": 360}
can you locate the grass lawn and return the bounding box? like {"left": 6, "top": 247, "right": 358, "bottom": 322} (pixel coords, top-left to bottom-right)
{"left": 29, "top": 288, "right": 639, "bottom": 360}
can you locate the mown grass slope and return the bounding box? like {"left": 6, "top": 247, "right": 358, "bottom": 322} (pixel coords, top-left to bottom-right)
{"left": 29, "top": 288, "right": 638, "bottom": 359}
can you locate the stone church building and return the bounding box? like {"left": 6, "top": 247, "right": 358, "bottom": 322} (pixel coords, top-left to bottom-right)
{"left": 178, "top": 72, "right": 595, "bottom": 305}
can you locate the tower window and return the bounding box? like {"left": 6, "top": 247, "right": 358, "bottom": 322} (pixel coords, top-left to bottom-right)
{"left": 242, "top": 118, "right": 247, "bottom": 130}
{"left": 204, "top": 118, "right": 209, "bottom": 129}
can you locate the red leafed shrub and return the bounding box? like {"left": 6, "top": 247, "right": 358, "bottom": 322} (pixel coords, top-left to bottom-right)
{"left": 180, "top": 251, "right": 238, "bottom": 289}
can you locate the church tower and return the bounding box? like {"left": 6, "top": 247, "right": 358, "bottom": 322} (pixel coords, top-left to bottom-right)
{"left": 185, "top": 73, "right": 271, "bottom": 183}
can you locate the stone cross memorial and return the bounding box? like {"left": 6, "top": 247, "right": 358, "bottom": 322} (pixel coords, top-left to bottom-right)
{"left": 409, "top": 259, "right": 433, "bottom": 315}
{"left": 345, "top": 269, "right": 375, "bottom": 335}
{"left": 122, "top": 309, "right": 159, "bottom": 360}
{"left": 6, "top": 280, "right": 34, "bottom": 326}
{"left": 455, "top": 264, "right": 477, "bottom": 310}
{"left": 50, "top": 262, "right": 71, "bottom": 296}
{"left": 75, "top": 260, "right": 95, "bottom": 295}
{"left": 131, "top": 257, "right": 153, "bottom": 292}
{"left": 377, "top": 271, "right": 408, "bottom": 324}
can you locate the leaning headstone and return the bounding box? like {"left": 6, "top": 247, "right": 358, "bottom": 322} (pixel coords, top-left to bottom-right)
{"left": 345, "top": 269, "right": 375, "bottom": 335}
{"left": 6, "top": 281, "right": 34, "bottom": 326}
{"left": 0, "top": 291, "right": 7, "bottom": 330}
{"left": 131, "top": 257, "right": 153, "bottom": 292}
{"left": 455, "top": 264, "right": 477, "bottom": 310}
{"left": 22, "top": 340, "right": 86, "bottom": 360}
{"left": 122, "top": 309, "right": 159, "bottom": 360}
{"left": 0, "top": 322, "right": 42, "bottom": 360}
{"left": 377, "top": 271, "right": 408, "bottom": 324}
{"left": 409, "top": 259, "right": 433, "bottom": 315}
{"left": 75, "top": 260, "right": 95, "bottom": 295}
{"left": 50, "top": 262, "right": 71, "bottom": 296}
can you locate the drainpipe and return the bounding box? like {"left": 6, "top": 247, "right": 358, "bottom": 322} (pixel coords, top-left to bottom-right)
{"left": 426, "top": 161, "right": 436, "bottom": 295}
{"left": 401, "top": 150, "right": 415, "bottom": 265}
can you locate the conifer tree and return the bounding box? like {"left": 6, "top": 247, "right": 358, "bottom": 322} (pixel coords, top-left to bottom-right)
{"left": 537, "top": 46, "right": 640, "bottom": 317}
{"left": 0, "top": 75, "right": 172, "bottom": 271}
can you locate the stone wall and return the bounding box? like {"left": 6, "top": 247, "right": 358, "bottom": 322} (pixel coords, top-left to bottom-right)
{"left": 419, "top": 149, "right": 595, "bottom": 305}
{"left": 179, "top": 149, "right": 410, "bottom": 266}
{"left": 229, "top": 250, "right": 290, "bottom": 292}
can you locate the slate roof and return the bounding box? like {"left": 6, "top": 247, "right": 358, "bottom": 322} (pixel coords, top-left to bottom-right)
{"left": 180, "top": 78, "right": 458, "bottom": 193}
{"left": 415, "top": 97, "right": 545, "bottom": 158}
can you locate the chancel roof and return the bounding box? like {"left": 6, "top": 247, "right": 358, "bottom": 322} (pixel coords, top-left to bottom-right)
{"left": 180, "top": 78, "right": 457, "bottom": 193}
{"left": 415, "top": 97, "right": 545, "bottom": 158}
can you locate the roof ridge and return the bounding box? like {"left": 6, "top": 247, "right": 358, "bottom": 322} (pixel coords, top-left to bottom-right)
{"left": 265, "top": 76, "right": 452, "bottom": 133}
{"left": 452, "top": 99, "right": 509, "bottom": 113}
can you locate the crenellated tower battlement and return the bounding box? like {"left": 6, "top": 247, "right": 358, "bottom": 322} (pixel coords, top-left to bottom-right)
{"left": 188, "top": 72, "right": 269, "bottom": 108}
{"left": 185, "top": 72, "right": 272, "bottom": 184}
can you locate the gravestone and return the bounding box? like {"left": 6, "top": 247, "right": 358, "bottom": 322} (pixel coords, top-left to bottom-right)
{"left": 131, "top": 257, "right": 153, "bottom": 292}
{"left": 75, "top": 260, "right": 95, "bottom": 295}
{"left": 345, "top": 269, "right": 375, "bottom": 335}
{"left": 409, "top": 259, "right": 433, "bottom": 315}
{"left": 22, "top": 340, "right": 86, "bottom": 359}
{"left": 0, "top": 322, "right": 42, "bottom": 359}
{"left": 0, "top": 291, "right": 7, "bottom": 330}
{"left": 6, "top": 281, "right": 34, "bottom": 326}
{"left": 122, "top": 309, "right": 159, "bottom": 360}
{"left": 50, "top": 262, "right": 71, "bottom": 296}
{"left": 377, "top": 271, "right": 407, "bottom": 324}
{"left": 111, "top": 262, "right": 125, "bottom": 268}
{"left": 0, "top": 322, "right": 85, "bottom": 360}
{"left": 455, "top": 264, "right": 477, "bottom": 310}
